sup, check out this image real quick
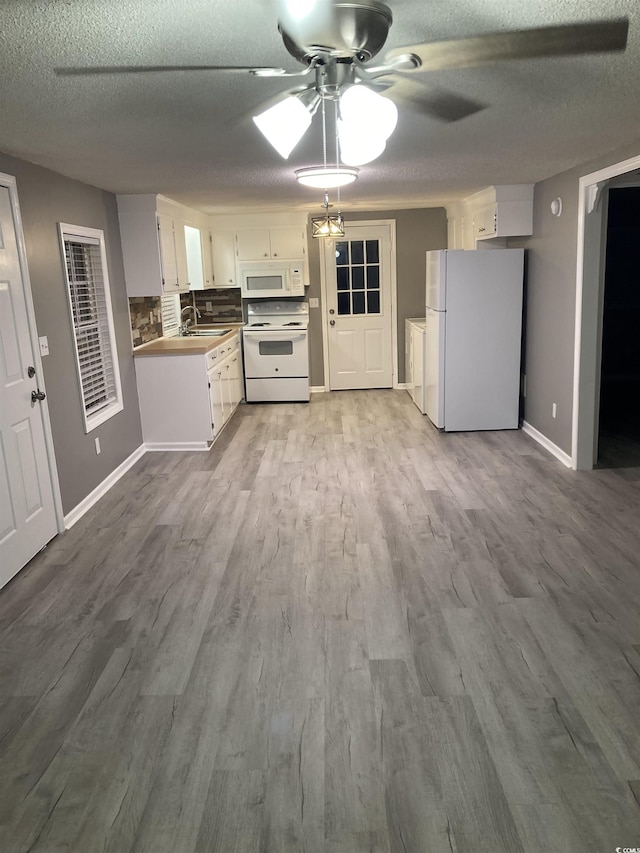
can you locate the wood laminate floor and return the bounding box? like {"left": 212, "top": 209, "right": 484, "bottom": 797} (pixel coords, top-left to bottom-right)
{"left": 1, "top": 390, "right": 640, "bottom": 852}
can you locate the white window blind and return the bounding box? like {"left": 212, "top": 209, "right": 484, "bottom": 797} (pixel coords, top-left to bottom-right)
{"left": 60, "top": 224, "right": 123, "bottom": 432}
{"left": 161, "top": 293, "right": 181, "bottom": 337}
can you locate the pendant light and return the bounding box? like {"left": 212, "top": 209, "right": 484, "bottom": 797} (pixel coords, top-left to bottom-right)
{"left": 307, "top": 99, "right": 347, "bottom": 238}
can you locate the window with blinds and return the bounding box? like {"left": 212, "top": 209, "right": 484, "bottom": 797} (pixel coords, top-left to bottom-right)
{"left": 161, "top": 294, "right": 181, "bottom": 337}
{"left": 60, "top": 224, "right": 123, "bottom": 433}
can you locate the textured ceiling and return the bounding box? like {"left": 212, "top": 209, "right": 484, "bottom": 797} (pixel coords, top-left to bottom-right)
{"left": 1, "top": 0, "right": 639, "bottom": 214}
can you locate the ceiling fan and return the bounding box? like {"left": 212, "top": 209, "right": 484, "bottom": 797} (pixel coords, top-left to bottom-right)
{"left": 56, "top": 1, "right": 629, "bottom": 158}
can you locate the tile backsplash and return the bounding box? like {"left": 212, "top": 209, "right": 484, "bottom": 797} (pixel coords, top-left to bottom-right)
{"left": 129, "top": 296, "right": 163, "bottom": 347}
{"left": 180, "top": 288, "right": 243, "bottom": 324}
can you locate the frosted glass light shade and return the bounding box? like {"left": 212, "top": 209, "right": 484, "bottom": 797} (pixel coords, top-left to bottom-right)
{"left": 253, "top": 96, "right": 313, "bottom": 159}
{"left": 338, "top": 120, "right": 387, "bottom": 166}
{"left": 340, "top": 85, "right": 398, "bottom": 140}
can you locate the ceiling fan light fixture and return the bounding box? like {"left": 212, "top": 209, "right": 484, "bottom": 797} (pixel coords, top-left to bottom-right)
{"left": 337, "top": 120, "right": 387, "bottom": 166}
{"left": 339, "top": 84, "right": 398, "bottom": 139}
{"left": 295, "top": 166, "right": 358, "bottom": 188}
{"left": 252, "top": 92, "right": 319, "bottom": 159}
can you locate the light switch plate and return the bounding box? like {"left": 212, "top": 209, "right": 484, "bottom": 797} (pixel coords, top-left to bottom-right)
{"left": 309, "top": 297, "right": 319, "bottom": 308}
{"left": 39, "top": 336, "right": 49, "bottom": 356}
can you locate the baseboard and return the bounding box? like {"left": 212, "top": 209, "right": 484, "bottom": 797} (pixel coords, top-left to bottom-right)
{"left": 521, "top": 421, "right": 573, "bottom": 468}
{"left": 395, "top": 382, "right": 408, "bottom": 390}
{"left": 144, "top": 441, "right": 211, "bottom": 452}
{"left": 310, "top": 385, "right": 326, "bottom": 393}
{"left": 64, "top": 444, "right": 146, "bottom": 529}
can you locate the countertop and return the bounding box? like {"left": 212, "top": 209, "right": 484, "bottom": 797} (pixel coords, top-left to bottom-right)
{"left": 133, "top": 324, "right": 243, "bottom": 357}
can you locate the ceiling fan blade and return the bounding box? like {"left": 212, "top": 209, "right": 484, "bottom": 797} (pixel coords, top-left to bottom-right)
{"left": 384, "top": 18, "right": 629, "bottom": 72}
{"left": 373, "top": 76, "right": 486, "bottom": 123}
{"left": 54, "top": 64, "right": 290, "bottom": 77}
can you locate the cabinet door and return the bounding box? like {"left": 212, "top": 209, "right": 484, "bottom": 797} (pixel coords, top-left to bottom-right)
{"left": 229, "top": 352, "right": 242, "bottom": 408}
{"left": 235, "top": 229, "right": 271, "bottom": 260}
{"left": 184, "top": 224, "right": 205, "bottom": 290}
{"left": 173, "top": 218, "right": 190, "bottom": 289}
{"left": 211, "top": 231, "right": 238, "bottom": 287}
{"left": 223, "top": 361, "right": 234, "bottom": 414}
{"left": 473, "top": 204, "right": 497, "bottom": 240}
{"left": 269, "top": 227, "right": 306, "bottom": 259}
{"left": 157, "top": 213, "right": 180, "bottom": 291}
{"left": 209, "top": 367, "right": 225, "bottom": 436}
{"left": 202, "top": 230, "right": 214, "bottom": 289}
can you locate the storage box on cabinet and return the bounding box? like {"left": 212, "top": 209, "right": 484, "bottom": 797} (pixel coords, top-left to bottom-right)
{"left": 235, "top": 227, "right": 306, "bottom": 261}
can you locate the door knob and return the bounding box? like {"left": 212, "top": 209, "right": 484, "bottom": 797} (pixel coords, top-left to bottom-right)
{"left": 330, "top": 320, "right": 335, "bottom": 326}
{"left": 31, "top": 389, "right": 46, "bottom": 403}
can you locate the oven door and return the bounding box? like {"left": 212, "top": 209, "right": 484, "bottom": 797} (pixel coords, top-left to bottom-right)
{"left": 242, "top": 330, "right": 308, "bottom": 378}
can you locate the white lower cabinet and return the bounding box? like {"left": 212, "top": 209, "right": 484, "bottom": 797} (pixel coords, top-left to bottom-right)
{"left": 135, "top": 333, "right": 243, "bottom": 450}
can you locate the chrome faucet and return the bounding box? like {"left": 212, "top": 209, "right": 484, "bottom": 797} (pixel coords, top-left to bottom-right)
{"left": 180, "top": 304, "right": 202, "bottom": 335}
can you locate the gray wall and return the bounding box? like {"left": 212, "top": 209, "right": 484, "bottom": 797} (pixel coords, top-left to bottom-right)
{"left": 306, "top": 207, "right": 447, "bottom": 386}
{"left": 0, "top": 152, "right": 143, "bottom": 515}
{"left": 512, "top": 137, "right": 640, "bottom": 454}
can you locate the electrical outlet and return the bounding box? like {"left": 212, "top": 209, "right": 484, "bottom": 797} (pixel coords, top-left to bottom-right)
{"left": 39, "top": 336, "right": 49, "bottom": 356}
{"left": 309, "top": 297, "right": 319, "bottom": 308}
{"left": 552, "top": 403, "right": 557, "bottom": 419}
{"left": 95, "top": 437, "right": 101, "bottom": 455}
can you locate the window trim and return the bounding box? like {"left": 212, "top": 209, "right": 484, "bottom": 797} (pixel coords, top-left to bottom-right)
{"left": 59, "top": 223, "right": 123, "bottom": 433}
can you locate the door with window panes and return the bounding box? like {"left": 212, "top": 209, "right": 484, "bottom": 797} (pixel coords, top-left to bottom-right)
{"left": 324, "top": 223, "right": 393, "bottom": 390}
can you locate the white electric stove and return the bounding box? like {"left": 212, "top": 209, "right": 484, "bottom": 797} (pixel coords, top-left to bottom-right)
{"left": 242, "top": 301, "right": 310, "bottom": 402}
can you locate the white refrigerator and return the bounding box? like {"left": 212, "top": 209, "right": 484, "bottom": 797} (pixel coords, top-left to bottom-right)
{"left": 425, "top": 248, "right": 524, "bottom": 431}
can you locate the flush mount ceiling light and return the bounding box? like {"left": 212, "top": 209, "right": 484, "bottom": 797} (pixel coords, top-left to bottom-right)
{"left": 296, "top": 165, "right": 358, "bottom": 188}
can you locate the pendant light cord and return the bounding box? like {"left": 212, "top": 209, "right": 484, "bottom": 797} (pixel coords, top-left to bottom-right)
{"left": 334, "top": 98, "right": 341, "bottom": 217}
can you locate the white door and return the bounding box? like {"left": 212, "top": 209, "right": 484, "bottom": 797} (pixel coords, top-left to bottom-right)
{"left": 0, "top": 181, "right": 58, "bottom": 588}
{"left": 324, "top": 224, "right": 393, "bottom": 390}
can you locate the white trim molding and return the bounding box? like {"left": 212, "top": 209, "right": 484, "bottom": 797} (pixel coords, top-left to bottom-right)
{"left": 522, "top": 421, "right": 572, "bottom": 468}
{"left": 144, "top": 441, "right": 211, "bottom": 452}
{"left": 319, "top": 219, "right": 398, "bottom": 391}
{"left": 573, "top": 152, "right": 640, "bottom": 469}
{"left": 310, "top": 385, "right": 326, "bottom": 393}
{"left": 64, "top": 444, "right": 146, "bottom": 528}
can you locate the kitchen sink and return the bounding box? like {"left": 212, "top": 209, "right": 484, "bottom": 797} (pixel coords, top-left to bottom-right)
{"left": 184, "top": 328, "right": 232, "bottom": 337}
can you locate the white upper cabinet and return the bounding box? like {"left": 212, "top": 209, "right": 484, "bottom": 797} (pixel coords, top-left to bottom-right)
{"left": 447, "top": 185, "right": 534, "bottom": 250}
{"left": 211, "top": 231, "right": 238, "bottom": 287}
{"left": 235, "top": 229, "right": 271, "bottom": 260}
{"left": 469, "top": 185, "right": 534, "bottom": 243}
{"left": 117, "top": 194, "right": 194, "bottom": 296}
{"left": 235, "top": 226, "right": 306, "bottom": 261}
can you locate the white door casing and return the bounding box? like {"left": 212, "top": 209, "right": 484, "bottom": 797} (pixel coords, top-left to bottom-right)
{"left": 0, "top": 176, "right": 61, "bottom": 588}
{"left": 321, "top": 222, "right": 396, "bottom": 391}
{"left": 573, "top": 152, "right": 640, "bottom": 469}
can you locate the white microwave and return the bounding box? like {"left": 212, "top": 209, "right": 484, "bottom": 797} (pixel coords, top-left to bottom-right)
{"left": 239, "top": 260, "right": 305, "bottom": 299}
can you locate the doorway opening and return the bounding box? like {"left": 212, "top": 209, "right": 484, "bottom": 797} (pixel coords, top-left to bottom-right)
{"left": 596, "top": 186, "right": 640, "bottom": 468}
{"left": 573, "top": 153, "right": 640, "bottom": 469}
